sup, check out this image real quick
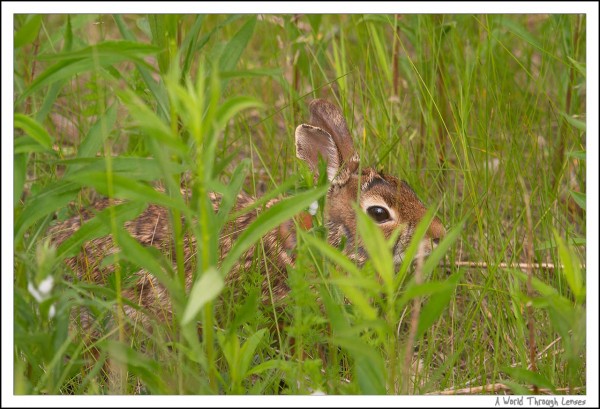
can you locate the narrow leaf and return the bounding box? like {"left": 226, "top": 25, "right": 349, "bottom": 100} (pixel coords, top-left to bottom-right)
{"left": 220, "top": 185, "right": 328, "bottom": 276}
{"left": 219, "top": 17, "right": 257, "bottom": 73}
{"left": 502, "top": 366, "right": 557, "bottom": 393}
{"left": 240, "top": 329, "right": 267, "bottom": 378}
{"left": 553, "top": 229, "right": 585, "bottom": 303}
{"left": 65, "top": 171, "right": 188, "bottom": 213}
{"left": 15, "top": 181, "right": 79, "bottom": 241}
{"left": 14, "top": 15, "right": 43, "bottom": 49}
{"left": 355, "top": 207, "right": 394, "bottom": 292}
{"left": 569, "top": 190, "right": 585, "bottom": 211}
{"left": 182, "top": 267, "right": 224, "bottom": 325}
{"left": 416, "top": 270, "right": 463, "bottom": 340}
{"left": 115, "top": 227, "right": 181, "bottom": 299}
{"left": 560, "top": 111, "right": 586, "bottom": 132}
{"left": 14, "top": 154, "right": 27, "bottom": 207}
{"left": 14, "top": 114, "right": 54, "bottom": 151}
{"left": 56, "top": 201, "right": 147, "bottom": 258}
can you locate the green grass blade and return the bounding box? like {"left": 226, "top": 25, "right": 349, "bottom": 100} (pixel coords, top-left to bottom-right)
{"left": 569, "top": 190, "right": 585, "bottom": 211}
{"left": 59, "top": 157, "right": 186, "bottom": 182}
{"left": 355, "top": 206, "right": 395, "bottom": 293}
{"left": 416, "top": 270, "right": 463, "bottom": 340}
{"left": 65, "top": 171, "right": 189, "bottom": 213}
{"left": 394, "top": 207, "right": 436, "bottom": 290}
{"left": 181, "top": 267, "right": 224, "bottom": 325}
{"left": 20, "top": 42, "right": 159, "bottom": 103}
{"left": 14, "top": 154, "right": 27, "bottom": 207}
{"left": 240, "top": 328, "right": 267, "bottom": 378}
{"left": 14, "top": 15, "right": 43, "bottom": 49}
{"left": 14, "top": 181, "right": 79, "bottom": 241}
{"left": 106, "top": 340, "right": 169, "bottom": 394}
{"left": 502, "top": 366, "right": 557, "bottom": 393}
{"left": 115, "top": 226, "right": 181, "bottom": 299}
{"left": 219, "top": 17, "right": 257, "bottom": 73}
{"left": 220, "top": 185, "right": 328, "bottom": 276}
{"left": 420, "top": 219, "right": 464, "bottom": 280}
{"left": 334, "top": 337, "right": 387, "bottom": 394}
{"left": 56, "top": 201, "right": 147, "bottom": 258}
{"left": 14, "top": 114, "right": 54, "bottom": 151}
{"left": 553, "top": 229, "right": 585, "bottom": 303}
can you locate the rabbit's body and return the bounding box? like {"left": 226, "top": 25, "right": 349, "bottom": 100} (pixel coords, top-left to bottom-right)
{"left": 49, "top": 190, "right": 294, "bottom": 327}
{"left": 49, "top": 99, "right": 445, "bottom": 329}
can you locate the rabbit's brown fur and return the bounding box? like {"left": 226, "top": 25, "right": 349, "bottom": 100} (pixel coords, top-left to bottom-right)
{"left": 49, "top": 99, "right": 445, "bottom": 329}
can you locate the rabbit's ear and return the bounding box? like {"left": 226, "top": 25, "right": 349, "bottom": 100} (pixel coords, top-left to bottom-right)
{"left": 295, "top": 124, "right": 341, "bottom": 182}
{"left": 308, "top": 99, "right": 359, "bottom": 172}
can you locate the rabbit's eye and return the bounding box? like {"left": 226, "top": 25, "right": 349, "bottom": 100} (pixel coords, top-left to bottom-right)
{"left": 366, "top": 206, "right": 391, "bottom": 223}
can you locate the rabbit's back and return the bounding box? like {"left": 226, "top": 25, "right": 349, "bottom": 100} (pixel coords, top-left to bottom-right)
{"left": 49, "top": 190, "right": 294, "bottom": 326}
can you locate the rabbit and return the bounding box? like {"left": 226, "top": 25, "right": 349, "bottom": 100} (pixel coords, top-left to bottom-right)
{"left": 48, "top": 99, "right": 446, "bottom": 330}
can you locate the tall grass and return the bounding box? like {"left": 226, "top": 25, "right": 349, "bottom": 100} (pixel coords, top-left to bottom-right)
{"left": 13, "top": 14, "right": 586, "bottom": 395}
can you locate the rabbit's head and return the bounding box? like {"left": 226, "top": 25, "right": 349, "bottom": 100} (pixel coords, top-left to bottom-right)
{"left": 295, "top": 99, "right": 445, "bottom": 266}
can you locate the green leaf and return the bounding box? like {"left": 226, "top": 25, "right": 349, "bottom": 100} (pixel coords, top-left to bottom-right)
{"left": 569, "top": 190, "right": 585, "bottom": 211}
{"left": 180, "top": 15, "right": 205, "bottom": 78}
{"left": 14, "top": 181, "right": 79, "bottom": 241}
{"left": 566, "top": 150, "right": 586, "bottom": 160}
{"left": 181, "top": 267, "right": 224, "bottom": 325}
{"left": 56, "top": 201, "right": 146, "bottom": 258}
{"left": 20, "top": 42, "right": 158, "bottom": 102}
{"left": 115, "top": 227, "right": 181, "bottom": 300}
{"left": 14, "top": 15, "right": 43, "bottom": 49}
{"left": 65, "top": 104, "right": 118, "bottom": 175}
{"left": 220, "top": 185, "right": 328, "bottom": 276}
{"left": 14, "top": 114, "right": 54, "bottom": 151}
{"left": 113, "top": 15, "right": 170, "bottom": 119}
{"left": 147, "top": 15, "right": 174, "bottom": 73}
{"left": 228, "top": 290, "right": 259, "bottom": 332}
{"left": 503, "top": 18, "right": 543, "bottom": 50}
{"left": 502, "top": 366, "right": 556, "bottom": 393}
{"left": 215, "top": 96, "right": 263, "bottom": 130}
{"left": 560, "top": 111, "right": 586, "bottom": 132}
{"left": 503, "top": 379, "right": 533, "bottom": 395}
{"left": 36, "top": 40, "right": 160, "bottom": 62}
{"left": 14, "top": 154, "right": 27, "bottom": 207}
{"left": 334, "top": 337, "right": 386, "bottom": 394}
{"left": 535, "top": 236, "right": 585, "bottom": 251}
{"left": 59, "top": 157, "right": 186, "bottom": 182}
{"left": 65, "top": 171, "right": 188, "bottom": 213}
{"left": 14, "top": 136, "right": 52, "bottom": 155}
{"left": 299, "top": 231, "right": 362, "bottom": 278}
{"left": 567, "top": 56, "right": 586, "bottom": 78}
{"left": 220, "top": 68, "right": 283, "bottom": 80}
{"left": 394, "top": 207, "right": 436, "bottom": 289}
{"left": 214, "top": 160, "right": 250, "bottom": 230}
{"left": 118, "top": 90, "right": 187, "bottom": 154}
{"left": 416, "top": 270, "right": 463, "bottom": 340}
{"left": 355, "top": 206, "right": 394, "bottom": 292}
{"left": 240, "top": 329, "right": 267, "bottom": 378}
{"left": 420, "top": 219, "right": 464, "bottom": 280}
{"left": 106, "top": 340, "right": 168, "bottom": 394}
{"left": 553, "top": 229, "right": 585, "bottom": 303}
{"left": 219, "top": 17, "right": 256, "bottom": 73}
{"left": 397, "top": 280, "right": 456, "bottom": 310}
{"left": 246, "top": 359, "right": 293, "bottom": 376}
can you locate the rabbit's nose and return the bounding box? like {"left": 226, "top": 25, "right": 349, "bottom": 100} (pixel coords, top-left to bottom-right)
{"left": 428, "top": 217, "right": 446, "bottom": 245}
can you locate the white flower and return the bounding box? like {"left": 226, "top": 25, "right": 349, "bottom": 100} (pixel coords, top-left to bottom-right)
{"left": 48, "top": 305, "right": 56, "bottom": 319}
{"left": 38, "top": 276, "right": 54, "bottom": 296}
{"left": 308, "top": 201, "right": 319, "bottom": 216}
{"left": 27, "top": 282, "right": 43, "bottom": 303}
